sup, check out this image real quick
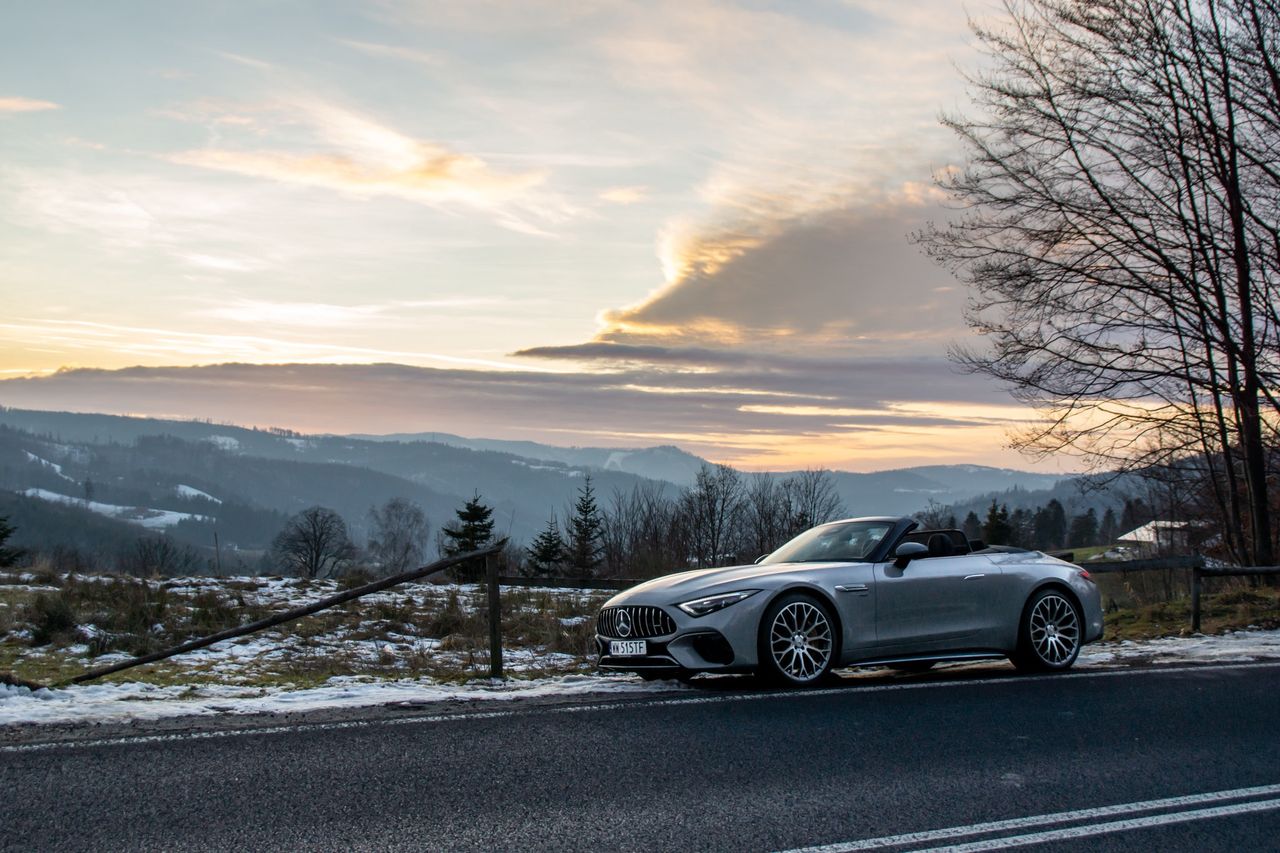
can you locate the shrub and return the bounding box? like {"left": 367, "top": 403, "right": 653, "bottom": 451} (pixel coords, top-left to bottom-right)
{"left": 27, "top": 592, "right": 77, "bottom": 646}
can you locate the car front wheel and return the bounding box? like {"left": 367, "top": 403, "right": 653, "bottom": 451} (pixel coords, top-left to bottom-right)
{"left": 758, "top": 593, "right": 837, "bottom": 686}
{"left": 1012, "top": 588, "right": 1082, "bottom": 672}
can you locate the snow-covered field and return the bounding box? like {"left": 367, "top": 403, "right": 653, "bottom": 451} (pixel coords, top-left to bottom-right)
{"left": 3, "top": 629, "right": 1279, "bottom": 727}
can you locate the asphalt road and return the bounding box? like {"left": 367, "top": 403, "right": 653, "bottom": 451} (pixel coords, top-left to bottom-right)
{"left": 5, "top": 662, "right": 1280, "bottom": 852}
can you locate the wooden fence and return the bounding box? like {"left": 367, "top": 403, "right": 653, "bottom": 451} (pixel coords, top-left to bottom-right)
{"left": 35, "top": 549, "right": 634, "bottom": 689}
{"left": 1081, "top": 555, "right": 1280, "bottom": 632}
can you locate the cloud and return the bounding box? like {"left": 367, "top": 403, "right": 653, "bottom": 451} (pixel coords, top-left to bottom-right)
{"left": 166, "top": 99, "right": 572, "bottom": 234}
{"left": 0, "top": 318, "right": 542, "bottom": 372}
{"left": 0, "top": 97, "right": 60, "bottom": 113}
{"left": 599, "top": 186, "right": 647, "bottom": 204}
{"left": 568, "top": 194, "right": 958, "bottom": 355}
{"left": 198, "top": 297, "right": 511, "bottom": 328}
{"left": 0, "top": 359, "right": 1029, "bottom": 471}
{"left": 336, "top": 39, "right": 444, "bottom": 68}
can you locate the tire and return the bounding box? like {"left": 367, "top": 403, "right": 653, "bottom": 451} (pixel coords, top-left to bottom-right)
{"left": 889, "top": 661, "right": 935, "bottom": 673}
{"left": 757, "top": 593, "right": 838, "bottom": 686}
{"left": 1012, "top": 587, "right": 1083, "bottom": 672}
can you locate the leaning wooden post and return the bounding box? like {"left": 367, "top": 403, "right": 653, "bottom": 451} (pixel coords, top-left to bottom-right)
{"left": 1190, "top": 555, "right": 1202, "bottom": 634}
{"left": 486, "top": 553, "right": 503, "bottom": 679}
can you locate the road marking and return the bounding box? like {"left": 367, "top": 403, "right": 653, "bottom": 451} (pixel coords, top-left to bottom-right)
{"left": 914, "top": 799, "right": 1280, "bottom": 852}
{"left": 775, "top": 785, "right": 1280, "bottom": 852}
{"left": 3, "top": 660, "right": 1278, "bottom": 754}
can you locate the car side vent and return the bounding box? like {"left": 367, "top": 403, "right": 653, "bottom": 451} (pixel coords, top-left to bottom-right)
{"left": 597, "top": 606, "right": 676, "bottom": 639}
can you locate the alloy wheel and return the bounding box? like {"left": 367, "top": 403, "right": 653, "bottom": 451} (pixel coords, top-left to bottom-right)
{"left": 1028, "top": 593, "right": 1080, "bottom": 666}
{"left": 768, "top": 600, "right": 833, "bottom": 682}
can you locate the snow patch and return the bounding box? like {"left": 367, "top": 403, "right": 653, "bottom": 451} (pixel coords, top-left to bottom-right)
{"left": 0, "top": 674, "right": 685, "bottom": 726}
{"left": 22, "top": 451, "right": 76, "bottom": 483}
{"left": 603, "top": 452, "right": 631, "bottom": 470}
{"left": 175, "top": 484, "right": 221, "bottom": 504}
{"left": 20, "top": 488, "right": 210, "bottom": 529}
{"left": 205, "top": 435, "right": 241, "bottom": 451}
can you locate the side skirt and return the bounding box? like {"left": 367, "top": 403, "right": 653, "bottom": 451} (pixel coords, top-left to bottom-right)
{"left": 842, "top": 650, "right": 1009, "bottom": 669}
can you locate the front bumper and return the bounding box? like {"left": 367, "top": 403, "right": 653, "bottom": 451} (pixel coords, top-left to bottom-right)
{"left": 595, "top": 594, "right": 769, "bottom": 673}
{"left": 596, "top": 630, "right": 739, "bottom": 672}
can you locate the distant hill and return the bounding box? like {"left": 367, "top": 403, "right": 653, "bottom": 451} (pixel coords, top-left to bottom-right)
{"left": 823, "top": 465, "right": 1071, "bottom": 518}
{"left": 0, "top": 406, "right": 1118, "bottom": 568}
{"left": 352, "top": 431, "right": 708, "bottom": 486}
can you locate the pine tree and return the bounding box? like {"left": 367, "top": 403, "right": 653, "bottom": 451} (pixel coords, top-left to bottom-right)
{"left": 526, "top": 514, "right": 565, "bottom": 577}
{"left": 962, "top": 511, "right": 983, "bottom": 543}
{"left": 0, "top": 515, "right": 22, "bottom": 568}
{"left": 1068, "top": 508, "right": 1099, "bottom": 548}
{"left": 983, "top": 500, "right": 1013, "bottom": 545}
{"left": 565, "top": 476, "right": 603, "bottom": 577}
{"left": 441, "top": 492, "right": 495, "bottom": 580}
{"left": 1099, "top": 508, "right": 1118, "bottom": 547}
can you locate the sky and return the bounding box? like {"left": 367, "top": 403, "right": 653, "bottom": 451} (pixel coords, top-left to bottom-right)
{"left": 0, "top": 0, "right": 1059, "bottom": 472}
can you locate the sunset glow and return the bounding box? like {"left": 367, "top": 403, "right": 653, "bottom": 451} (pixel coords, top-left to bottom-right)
{"left": 0, "top": 1, "right": 1062, "bottom": 471}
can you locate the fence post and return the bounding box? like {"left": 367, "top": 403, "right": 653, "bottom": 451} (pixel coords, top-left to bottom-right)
{"left": 1190, "top": 554, "right": 1202, "bottom": 634}
{"left": 486, "top": 553, "right": 503, "bottom": 679}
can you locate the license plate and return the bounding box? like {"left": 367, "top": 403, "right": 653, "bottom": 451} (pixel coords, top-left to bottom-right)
{"left": 609, "top": 640, "right": 647, "bottom": 656}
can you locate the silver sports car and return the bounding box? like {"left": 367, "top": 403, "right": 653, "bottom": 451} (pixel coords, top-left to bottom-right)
{"left": 595, "top": 516, "right": 1104, "bottom": 686}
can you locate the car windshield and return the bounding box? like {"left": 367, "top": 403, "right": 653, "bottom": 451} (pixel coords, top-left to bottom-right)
{"left": 761, "top": 520, "right": 893, "bottom": 564}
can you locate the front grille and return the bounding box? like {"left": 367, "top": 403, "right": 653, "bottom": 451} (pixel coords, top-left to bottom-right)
{"left": 597, "top": 605, "right": 676, "bottom": 639}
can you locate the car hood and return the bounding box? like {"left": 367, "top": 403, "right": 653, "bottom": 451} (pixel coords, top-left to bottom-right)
{"left": 605, "top": 561, "right": 856, "bottom": 606}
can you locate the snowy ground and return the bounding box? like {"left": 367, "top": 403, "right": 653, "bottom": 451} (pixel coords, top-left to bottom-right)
{"left": 3, "top": 628, "right": 1279, "bottom": 728}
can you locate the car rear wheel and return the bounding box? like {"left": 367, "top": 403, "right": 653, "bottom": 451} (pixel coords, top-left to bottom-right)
{"left": 1012, "top": 588, "right": 1082, "bottom": 672}
{"left": 758, "top": 593, "right": 837, "bottom": 686}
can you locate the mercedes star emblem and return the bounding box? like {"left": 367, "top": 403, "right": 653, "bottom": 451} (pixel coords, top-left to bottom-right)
{"left": 616, "top": 610, "right": 632, "bottom": 637}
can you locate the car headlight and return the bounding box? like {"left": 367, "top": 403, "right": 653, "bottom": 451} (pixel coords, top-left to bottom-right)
{"left": 677, "top": 589, "right": 760, "bottom": 617}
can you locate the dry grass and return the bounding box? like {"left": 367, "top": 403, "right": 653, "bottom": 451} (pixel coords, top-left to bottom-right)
{"left": 0, "top": 570, "right": 608, "bottom": 687}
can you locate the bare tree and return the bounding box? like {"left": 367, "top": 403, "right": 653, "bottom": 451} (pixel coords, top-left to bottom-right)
{"left": 782, "top": 469, "right": 846, "bottom": 534}
{"left": 744, "top": 474, "right": 788, "bottom": 559}
{"left": 601, "top": 481, "right": 682, "bottom": 578}
{"left": 122, "top": 536, "right": 201, "bottom": 577}
{"left": 681, "top": 464, "right": 746, "bottom": 568}
{"left": 367, "top": 497, "right": 429, "bottom": 576}
{"left": 918, "top": 0, "right": 1280, "bottom": 564}
{"left": 272, "top": 506, "right": 356, "bottom": 579}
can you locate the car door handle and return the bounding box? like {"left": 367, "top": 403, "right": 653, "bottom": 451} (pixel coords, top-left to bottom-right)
{"left": 963, "top": 573, "right": 986, "bottom": 580}
{"left": 835, "top": 584, "right": 869, "bottom": 595}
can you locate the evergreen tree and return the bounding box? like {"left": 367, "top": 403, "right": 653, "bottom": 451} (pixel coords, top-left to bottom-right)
{"left": 565, "top": 476, "right": 604, "bottom": 577}
{"left": 1120, "top": 498, "right": 1152, "bottom": 533}
{"left": 962, "top": 511, "right": 983, "bottom": 542}
{"left": 1032, "top": 499, "right": 1067, "bottom": 550}
{"left": 440, "top": 492, "right": 495, "bottom": 580}
{"left": 0, "top": 515, "right": 23, "bottom": 568}
{"left": 1099, "top": 507, "right": 1119, "bottom": 547}
{"left": 983, "top": 500, "right": 1013, "bottom": 545}
{"left": 1068, "top": 508, "right": 1099, "bottom": 547}
{"left": 1009, "top": 508, "right": 1032, "bottom": 548}
{"left": 525, "top": 514, "right": 566, "bottom": 577}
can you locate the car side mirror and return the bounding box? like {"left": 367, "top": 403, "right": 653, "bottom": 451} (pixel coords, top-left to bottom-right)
{"left": 893, "top": 541, "right": 929, "bottom": 569}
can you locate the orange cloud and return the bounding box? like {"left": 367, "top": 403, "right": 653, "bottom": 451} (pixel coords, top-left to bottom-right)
{"left": 0, "top": 96, "right": 60, "bottom": 113}
{"left": 166, "top": 99, "right": 570, "bottom": 233}
{"left": 171, "top": 146, "right": 543, "bottom": 205}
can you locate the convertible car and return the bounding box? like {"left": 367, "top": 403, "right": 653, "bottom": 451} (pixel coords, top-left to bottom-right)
{"left": 595, "top": 516, "right": 1103, "bottom": 686}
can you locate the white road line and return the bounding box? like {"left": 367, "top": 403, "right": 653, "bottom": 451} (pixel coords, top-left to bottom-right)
{"left": 3, "top": 660, "right": 1278, "bottom": 754}
{"left": 912, "top": 798, "right": 1280, "bottom": 852}
{"left": 776, "top": 784, "right": 1280, "bottom": 852}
